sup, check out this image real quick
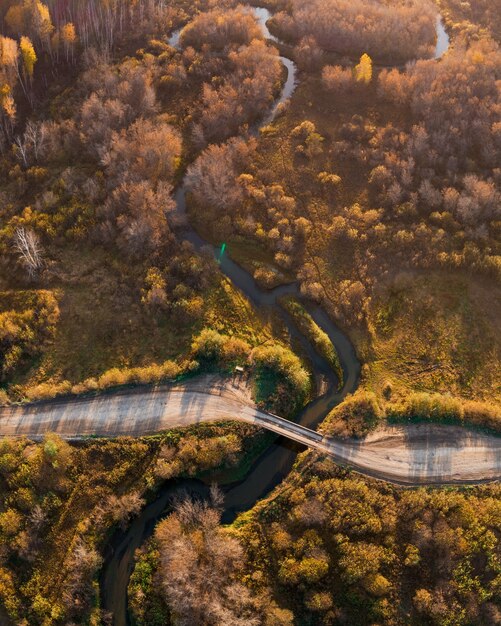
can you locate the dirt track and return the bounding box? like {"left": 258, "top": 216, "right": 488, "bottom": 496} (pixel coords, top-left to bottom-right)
{"left": 1, "top": 376, "right": 499, "bottom": 485}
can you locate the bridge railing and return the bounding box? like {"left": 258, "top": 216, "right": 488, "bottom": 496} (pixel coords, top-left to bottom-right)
{"left": 253, "top": 410, "right": 325, "bottom": 443}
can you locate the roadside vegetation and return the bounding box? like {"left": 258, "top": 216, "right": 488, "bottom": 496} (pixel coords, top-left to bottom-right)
{"left": 191, "top": 327, "right": 312, "bottom": 417}
{"left": 1, "top": 318, "right": 312, "bottom": 421}
{"left": 321, "top": 387, "right": 501, "bottom": 438}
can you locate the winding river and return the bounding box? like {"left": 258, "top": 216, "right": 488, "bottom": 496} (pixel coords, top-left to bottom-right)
{"left": 100, "top": 8, "right": 450, "bottom": 624}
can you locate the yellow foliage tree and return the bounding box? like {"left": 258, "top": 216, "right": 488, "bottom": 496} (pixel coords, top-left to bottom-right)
{"left": 471, "top": 50, "right": 484, "bottom": 65}
{"left": 0, "top": 84, "right": 16, "bottom": 119}
{"left": 5, "top": 4, "right": 26, "bottom": 35}
{"left": 0, "top": 567, "right": 20, "bottom": 616}
{"left": 61, "top": 22, "right": 77, "bottom": 46}
{"left": 61, "top": 22, "right": 77, "bottom": 61}
{"left": 0, "top": 36, "right": 19, "bottom": 84}
{"left": 20, "top": 36, "right": 37, "bottom": 78}
{"left": 354, "top": 53, "right": 373, "bottom": 83}
{"left": 26, "top": 0, "right": 54, "bottom": 44}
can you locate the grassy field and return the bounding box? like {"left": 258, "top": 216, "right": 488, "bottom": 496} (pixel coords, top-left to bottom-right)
{"left": 366, "top": 271, "right": 501, "bottom": 405}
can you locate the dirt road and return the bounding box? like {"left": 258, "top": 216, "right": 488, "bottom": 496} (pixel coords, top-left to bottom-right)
{"left": 0, "top": 376, "right": 499, "bottom": 485}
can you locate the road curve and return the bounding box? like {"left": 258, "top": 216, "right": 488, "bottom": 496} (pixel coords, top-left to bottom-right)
{"left": 1, "top": 377, "right": 499, "bottom": 485}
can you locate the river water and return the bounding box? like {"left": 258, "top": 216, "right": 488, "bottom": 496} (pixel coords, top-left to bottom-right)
{"left": 435, "top": 17, "right": 450, "bottom": 59}
{"left": 100, "top": 7, "right": 450, "bottom": 624}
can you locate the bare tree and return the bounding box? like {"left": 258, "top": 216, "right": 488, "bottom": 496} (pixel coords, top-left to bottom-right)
{"left": 156, "top": 494, "right": 262, "bottom": 626}
{"left": 107, "top": 491, "right": 145, "bottom": 529}
{"left": 14, "top": 121, "right": 47, "bottom": 167}
{"left": 13, "top": 227, "right": 43, "bottom": 278}
{"left": 276, "top": 0, "right": 437, "bottom": 63}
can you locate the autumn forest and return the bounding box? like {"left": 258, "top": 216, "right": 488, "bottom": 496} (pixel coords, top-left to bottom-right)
{"left": 0, "top": 0, "right": 500, "bottom": 624}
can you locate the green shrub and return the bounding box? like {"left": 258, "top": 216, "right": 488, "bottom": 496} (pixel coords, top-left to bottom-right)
{"left": 251, "top": 343, "right": 311, "bottom": 416}
{"left": 281, "top": 297, "right": 343, "bottom": 387}
{"left": 191, "top": 329, "right": 227, "bottom": 363}
{"left": 128, "top": 545, "right": 170, "bottom": 626}
{"left": 321, "top": 390, "right": 383, "bottom": 438}
{"left": 191, "top": 328, "right": 251, "bottom": 370}
{"left": 404, "top": 392, "right": 464, "bottom": 422}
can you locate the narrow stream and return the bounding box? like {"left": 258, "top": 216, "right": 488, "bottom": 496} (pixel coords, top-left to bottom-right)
{"left": 100, "top": 8, "right": 450, "bottom": 624}
{"left": 435, "top": 17, "right": 450, "bottom": 59}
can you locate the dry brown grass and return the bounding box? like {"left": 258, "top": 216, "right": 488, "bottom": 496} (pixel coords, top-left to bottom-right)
{"left": 365, "top": 271, "right": 501, "bottom": 406}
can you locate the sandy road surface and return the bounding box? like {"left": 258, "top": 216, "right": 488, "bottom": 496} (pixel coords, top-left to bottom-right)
{"left": 0, "top": 377, "right": 499, "bottom": 485}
